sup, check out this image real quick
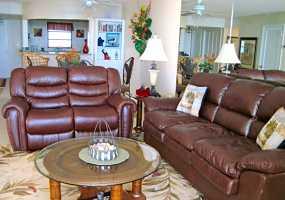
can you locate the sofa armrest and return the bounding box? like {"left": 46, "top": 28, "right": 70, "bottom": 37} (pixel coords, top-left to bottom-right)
{"left": 107, "top": 94, "right": 136, "bottom": 138}
{"left": 2, "top": 97, "right": 30, "bottom": 151}
{"left": 238, "top": 150, "right": 285, "bottom": 174}
{"left": 143, "top": 97, "right": 181, "bottom": 112}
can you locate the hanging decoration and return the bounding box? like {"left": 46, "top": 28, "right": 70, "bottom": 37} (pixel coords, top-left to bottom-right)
{"left": 130, "top": 3, "right": 152, "bottom": 55}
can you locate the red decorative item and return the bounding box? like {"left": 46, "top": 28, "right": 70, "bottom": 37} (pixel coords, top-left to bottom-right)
{"left": 136, "top": 86, "right": 150, "bottom": 97}
{"left": 102, "top": 49, "right": 110, "bottom": 60}
{"left": 83, "top": 39, "right": 89, "bottom": 54}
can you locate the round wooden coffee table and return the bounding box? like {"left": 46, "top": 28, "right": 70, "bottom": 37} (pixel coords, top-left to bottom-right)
{"left": 34, "top": 137, "right": 160, "bottom": 200}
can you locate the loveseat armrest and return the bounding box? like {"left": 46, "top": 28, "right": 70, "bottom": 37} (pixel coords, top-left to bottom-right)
{"left": 2, "top": 97, "right": 30, "bottom": 151}
{"left": 107, "top": 94, "right": 136, "bottom": 138}
{"left": 143, "top": 97, "right": 181, "bottom": 112}
{"left": 2, "top": 97, "right": 30, "bottom": 117}
{"left": 107, "top": 94, "right": 136, "bottom": 113}
{"left": 238, "top": 150, "right": 285, "bottom": 174}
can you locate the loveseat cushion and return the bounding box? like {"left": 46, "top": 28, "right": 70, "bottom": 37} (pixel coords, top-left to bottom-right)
{"left": 145, "top": 110, "right": 206, "bottom": 130}
{"left": 26, "top": 107, "right": 73, "bottom": 134}
{"left": 73, "top": 105, "right": 118, "bottom": 132}
{"left": 194, "top": 136, "right": 260, "bottom": 178}
{"left": 165, "top": 122, "right": 231, "bottom": 151}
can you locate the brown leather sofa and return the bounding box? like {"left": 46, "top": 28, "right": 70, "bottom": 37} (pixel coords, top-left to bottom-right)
{"left": 232, "top": 67, "right": 285, "bottom": 83}
{"left": 143, "top": 72, "right": 285, "bottom": 200}
{"left": 2, "top": 66, "right": 135, "bottom": 151}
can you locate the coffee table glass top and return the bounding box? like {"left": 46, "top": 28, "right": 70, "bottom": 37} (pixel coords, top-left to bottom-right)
{"left": 34, "top": 137, "right": 161, "bottom": 187}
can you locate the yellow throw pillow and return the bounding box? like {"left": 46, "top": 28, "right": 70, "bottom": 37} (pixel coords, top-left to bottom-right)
{"left": 176, "top": 84, "right": 207, "bottom": 117}
{"left": 256, "top": 107, "right": 285, "bottom": 150}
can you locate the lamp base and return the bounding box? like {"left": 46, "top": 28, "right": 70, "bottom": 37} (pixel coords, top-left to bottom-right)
{"left": 150, "top": 86, "right": 161, "bottom": 97}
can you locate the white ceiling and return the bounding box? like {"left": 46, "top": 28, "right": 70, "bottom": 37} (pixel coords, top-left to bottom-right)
{"left": 182, "top": 0, "right": 285, "bottom": 17}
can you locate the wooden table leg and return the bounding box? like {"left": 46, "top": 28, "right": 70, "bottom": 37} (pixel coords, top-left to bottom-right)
{"left": 111, "top": 185, "right": 123, "bottom": 200}
{"left": 131, "top": 179, "right": 146, "bottom": 199}
{"left": 49, "top": 179, "right": 61, "bottom": 200}
{"left": 134, "top": 97, "right": 143, "bottom": 133}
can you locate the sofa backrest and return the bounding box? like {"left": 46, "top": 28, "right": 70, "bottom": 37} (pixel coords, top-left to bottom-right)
{"left": 191, "top": 73, "right": 234, "bottom": 122}
{"left": 10, "top": 66, "right": 121, "bottom": 108}
{"left": 191, "top": 73, "right": 285, "bottom": 139}
{"left": 68, "top": 66, "right": 120, "bottom": 106}
{"left": 232, "top": 67, "right": 285, "bottom": 83}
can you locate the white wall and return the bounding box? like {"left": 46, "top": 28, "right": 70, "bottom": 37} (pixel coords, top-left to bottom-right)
{"left": 123, "top": 0, "right": 182, "bottom": 96}
{"left": 0, "top": 0, "right": 22, "bottom": 15}
{"left": 23, "top": 0, "right": 122, "bottom": 20}
{"left": 150, "top": 0, "right": 182, "bottom": 96}
{"left": 122, "top": 0, "right": 143, "bottom": 94}
{"left": 28, "top": 19, "right": 89, "bottom": 51}
{"left": 0, "top": 19, "right": 22, "bottom": 78}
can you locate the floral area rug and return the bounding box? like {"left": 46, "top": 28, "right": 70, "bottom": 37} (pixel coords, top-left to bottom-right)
{"left": 0, "top": 145, "right": 203, "bottom": 200}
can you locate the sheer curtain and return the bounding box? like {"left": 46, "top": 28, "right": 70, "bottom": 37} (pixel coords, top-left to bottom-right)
{"left": 179, "top": 26, "right": 224, "bottom": 58}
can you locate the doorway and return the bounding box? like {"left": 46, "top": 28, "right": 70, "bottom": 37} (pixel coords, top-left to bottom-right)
{"left": 0, "top": 20, "right": 8, "bottom": 79}
{"left": 260, "top": 24, "right": 285, "bottom": 70}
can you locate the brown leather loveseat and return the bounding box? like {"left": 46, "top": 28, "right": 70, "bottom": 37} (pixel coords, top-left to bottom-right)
{"left": 2, "top": 66, "right": 135, "bottom": 151}
{"left": 143, "top": 73, "right": 285, "bottom": 200}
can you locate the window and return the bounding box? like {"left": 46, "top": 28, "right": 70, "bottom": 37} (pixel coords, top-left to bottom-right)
{"left": 47, "top": 22, "right": 73, "bottom": 48}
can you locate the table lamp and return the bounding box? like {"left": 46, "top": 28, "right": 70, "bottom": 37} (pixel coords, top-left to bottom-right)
{"left": 140, "top": 35, "right": 168, "bottom": 96}
{"left": 215, "top": 2, "right": 240, "bottom": 74}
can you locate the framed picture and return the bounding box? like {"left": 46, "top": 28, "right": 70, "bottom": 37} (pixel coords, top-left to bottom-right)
{"left": 239, "top": 37, "right": 258, "bottom": 69}
{"left": 105, "top": 32, "right": 120, "bottom": 47}
{"left": 76, "top": 29, "right": 85, "bottom": 38}
{"left": 33, "top": 28, "right": 42, "bottom": 37}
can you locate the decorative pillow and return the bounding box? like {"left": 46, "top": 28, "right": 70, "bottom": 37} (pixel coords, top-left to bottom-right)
{"left": 256, "top": 107, "right": 285, "bottom": 150}
{"left": 176, "top": 84, "right": 207, "bottom": 117}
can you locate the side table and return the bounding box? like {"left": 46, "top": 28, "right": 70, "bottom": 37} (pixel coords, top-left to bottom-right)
{"left": 134, "top": 96, "right": 143, "bottom": 133}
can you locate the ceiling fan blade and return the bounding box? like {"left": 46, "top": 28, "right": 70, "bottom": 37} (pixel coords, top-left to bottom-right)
{"left": 181, "top": 10, "right": 196, "bottom": 16}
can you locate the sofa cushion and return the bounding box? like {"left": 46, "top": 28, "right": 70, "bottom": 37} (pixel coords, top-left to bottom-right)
{"left": 26, "top": 107, "right": 73, "bottom": 134}
{"left": 176, "top": 84, "right": 207, "bottom": 117}
{"left": 165, "top": 122, "right": 231, "bottom": 151}
{"left": 73, "top": 105, "right": 118, "bottom": 131}
{"left": 145, "top": 110, "right": 206, "bottom": 131}
{"left": 256, "top": 107, "right": 285, "bottom": 150}
{"left": 194, "top": 136, "right": 260, "bottom": 178}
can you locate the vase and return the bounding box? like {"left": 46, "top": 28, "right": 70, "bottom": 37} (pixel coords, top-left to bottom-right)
{"left": 83, "top": 39, "right": 89, "bottom": 54}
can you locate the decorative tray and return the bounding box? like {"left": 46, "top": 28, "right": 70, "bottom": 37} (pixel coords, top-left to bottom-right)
{"left": 79, "top": 147, "right": 129, "bottom": 166}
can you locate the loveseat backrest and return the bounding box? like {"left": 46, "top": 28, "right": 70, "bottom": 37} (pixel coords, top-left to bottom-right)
{"left": 10, "top": 66, "right": 69, "bottom": 109}
{"left": 26, "top": 66, "right": 69, "bottom": 109}
{"left": 191, "top": 73, "right": 285, "bottom": 139}
{"left": 10, "top": 66, "right": 121, "bottom": 108}
{"left": 68, "top": 66, "right": 121, "bottom": 106}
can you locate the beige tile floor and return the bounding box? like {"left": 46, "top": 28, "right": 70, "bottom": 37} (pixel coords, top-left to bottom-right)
{"left": 0, "top": 82, "right": 10, "bottom": 145}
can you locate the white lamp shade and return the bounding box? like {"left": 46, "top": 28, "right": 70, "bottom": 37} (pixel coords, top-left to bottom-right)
{"left": 140, "top": 35, "right": 168, "bottom": 62}
{"left": 215, "top": 43, "right": 241, "bottom": 64}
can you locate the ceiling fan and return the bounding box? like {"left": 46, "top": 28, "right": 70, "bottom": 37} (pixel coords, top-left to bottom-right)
{"left": 181, "top": 0, "right": 206, "bottom": 16}
{"left": 83, "top": 0, "right": 120, "bottom": 8}
{"left": 84, "top": 0, "right": 97, "bottom": 7}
